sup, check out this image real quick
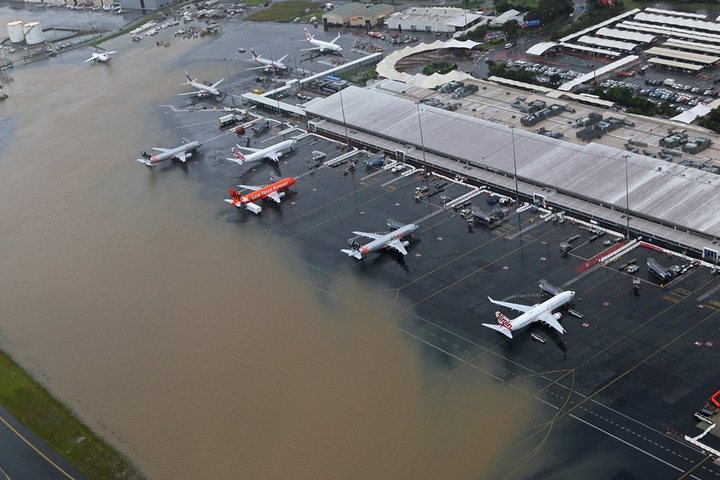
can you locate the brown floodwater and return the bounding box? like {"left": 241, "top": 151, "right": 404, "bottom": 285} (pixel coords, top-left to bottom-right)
{"left": 0, "top": 30, "right": 537, "bottom": 479}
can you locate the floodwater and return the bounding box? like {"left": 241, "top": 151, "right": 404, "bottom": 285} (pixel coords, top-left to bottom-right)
{"left": 0, "top": 28, "right": 537, "bottom": 480}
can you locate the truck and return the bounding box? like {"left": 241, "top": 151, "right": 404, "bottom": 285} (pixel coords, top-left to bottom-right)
{"left": 217, "top": 114, "right": 240, "bottom": 128}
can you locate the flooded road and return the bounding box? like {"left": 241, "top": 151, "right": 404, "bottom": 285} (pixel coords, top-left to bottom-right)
{"left": 0, "top": 27, "right": 536, "bottom": 479}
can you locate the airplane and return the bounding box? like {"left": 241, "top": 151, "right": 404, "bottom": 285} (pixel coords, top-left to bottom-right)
{"left": 178, "top": 73, "right": 223, "bottom": 98}
{"left": 224, "top": 177, "right": 296, "bottom": 214}
{"left": 225, "top": 139, "right": 296, "bottom": 165}
{"left": 301, "top": 28, "right": 342, "bottom": 54}
{"left": 341, "top": 221, "right": 418, "bottom": 259}
{"left": 137, "top": 140, "right": 201, "bottom": 166}
{"left": 246, "top": 50, "right": 289, "bottom": 72}
{"left": 481, "top": 290, "right": 575, "bottom": 339}
{"left": 84, "top": 51, "right": 118, "bottom": 63}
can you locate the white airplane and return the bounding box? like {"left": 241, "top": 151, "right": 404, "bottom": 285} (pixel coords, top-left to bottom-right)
{"left": 247, "top": 50, "right": 289, "bottom": 72}
{"left": 84, "top": 51, "right": 117, "bottom": 63}
{"left": 226, "top": 139, "right": 296, "bottom": 165}
{"left": 301, "top": 28, "right": 342, "bottom": 54}
{"left": 341, "top": 222, "right": 418, "bottom": 259}
{"left": 481, "top": 290, "right": 575, "bottom": 339}
{"left": 137, "top": 140, "right": 201, "bottom": 166}
{"left": 178, "top": 73, "right": 223, "bottom": 98}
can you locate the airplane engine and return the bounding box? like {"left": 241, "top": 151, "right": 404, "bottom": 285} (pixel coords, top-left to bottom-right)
{"left": 553, "top": 312, "right": 562, "bottom": 320}
{"left": 401, "top": 240, "right": 410, "bottom": 248}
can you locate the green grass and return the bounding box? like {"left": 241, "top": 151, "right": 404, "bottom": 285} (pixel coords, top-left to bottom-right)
{"left": 243, "top": 0, "right": 269, "bottom": 5}
{"left": 246, "top": 1, "right": 324, "bottom": 22}
{"left": 338, "top": 65, "right": 378, "bottom": 84}
{"left": 423, "top": 61, "right": 457, "bottom": 75}
{"left": 0, "top": 351, "right": 143, "bottom": 479}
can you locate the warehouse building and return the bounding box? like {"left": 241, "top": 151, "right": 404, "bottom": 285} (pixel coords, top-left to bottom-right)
{"left": 305, "top": 86, "right": 720, "bottom": 254}
{"left": 386, "top": 7, "right": 482, "bottom": 33}
{"left": 349, "top": 4, "right": 395, "bottom": 28}
{"left": 323, "top": 3, "right": 366, "bottom": 26}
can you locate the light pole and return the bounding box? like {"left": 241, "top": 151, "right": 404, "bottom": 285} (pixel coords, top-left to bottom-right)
{"left": 224, "top": 57, "right": 235, "bottom": 108}
{"left": 417, "top": 103, "right": 427, "bottom": 165}
{"left": 338, "top": 87, "right": 350, "bottom": 147}
{"left": 623, "top": 154, "right": 631, "bottom": 240}
{"left": 510, "top": 125, "right": 519, "bottom": 204}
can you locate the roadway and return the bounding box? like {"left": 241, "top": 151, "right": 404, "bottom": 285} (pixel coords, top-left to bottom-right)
{"left": 0, "top": 405, "right": 84, "bottom": 480}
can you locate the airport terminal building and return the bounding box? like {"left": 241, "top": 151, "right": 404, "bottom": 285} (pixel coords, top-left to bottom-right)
{"left": 304, "top": 85, "right": 720, "bottom": 259}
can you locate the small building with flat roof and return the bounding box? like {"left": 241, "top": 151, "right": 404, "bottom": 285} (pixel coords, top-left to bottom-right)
{"left": 386, "top": 7, "right": 482, "bottom": 33}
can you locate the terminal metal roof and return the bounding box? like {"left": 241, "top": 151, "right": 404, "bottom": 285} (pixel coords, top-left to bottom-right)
{"left": 526, "top": 41, "right": 558, "bottom": 56}
{"left": 595, "top": 27, "right": 655, "bottom": 44}
{"left": 646, "top": 57, "right": 704, "bottom": 71}
{"left": 558, "top": 8, "right": 640, "bottom": 43}
{"left": 644, "top": 7, "right": 706, "bottom": 19}
{"left": 487, "top": 76, "right": 553, "bottom": 93}
{"left": 617, "top": 21, "right": 720, "bottom": 44}
{"left": 558, "top": 55, "right": 638, "bottom": 91}
{"left": 577, "top": 35, "right": 638, "bottom": 51}
{"left": 634, "top": 12, "right": 720, "bottom": 35}
{"left": 645, "top": 46, "right": 719, "bottom": 64}
{"left": 305, "top": 86, "right": 720, "bottom": 239}
{"left": 559, "top": 42, "right": 621, "bottom": 57}
{"left": 664, "top": 40, "right": 720, "bottom": 55}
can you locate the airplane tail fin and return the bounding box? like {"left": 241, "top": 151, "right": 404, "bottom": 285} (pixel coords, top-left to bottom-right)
{"left": 229, "top": 147, "right": 246, "bottom": 164}
{"left": 481, "top": 323, "right": 513, "bottom": 338}
{"left": 185, "top": 73, "right": 193, "bottom": 83}
{"left": 304, "top": 27, "right": 313, "bottom": 41}
{"left": 251, "top": 49, "right": 258, "bottom": 58}
{"left": 341, "top": 248, "right": 363, "bottom": 259}
{"left": 224, "top": 188, "right": 243, "bottom": 206}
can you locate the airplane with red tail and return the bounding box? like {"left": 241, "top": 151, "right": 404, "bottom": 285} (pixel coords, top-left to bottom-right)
{"left": 224, "top": 177, "right": 296, "bottom": 214}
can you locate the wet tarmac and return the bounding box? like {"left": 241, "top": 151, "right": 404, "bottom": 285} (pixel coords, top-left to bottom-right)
{"left": 2, "top": 5, "right": 720, "bottom": 478}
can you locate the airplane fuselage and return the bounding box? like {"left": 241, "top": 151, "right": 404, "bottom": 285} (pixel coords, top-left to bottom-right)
{"left": 312, "top": 39, "right": 342, "bottom": 54}
{"left": 500, "top": 291, "right": 574, "bottom": 331}
{"left": 254, "top": 58, "right": 287, "bottom": 71}
{"left": 358, "top": 223, "right": 418, "bottom": 256}
{"left": 231, "top": 177, "right": 296, "bottom": 206}
{"left": 190, "top": 81, "right": 220, "bottom": 97}
{"left": 149, "top": 141, "right": 201, "bottom": 165}
{"left": 233, "top": 139, "right": 296, "bottom": 164}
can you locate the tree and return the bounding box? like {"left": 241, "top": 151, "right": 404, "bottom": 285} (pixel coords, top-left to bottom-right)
{"left": 502, "top": 19, "right": 520, "bottom": 39}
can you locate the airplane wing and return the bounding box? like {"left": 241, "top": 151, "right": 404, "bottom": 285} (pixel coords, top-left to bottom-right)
{"left": 267, "top": 191, "right": 282, "bottom": 203}
{"left": 105, "top": 51, "right": 118, "bottom": 55}
{"left": 300, "top": 46, "right": 322, "bottom": 52}
{"left": 178, "top": 91, "right": 203, "bottom": 96}
{"left": 237, "top": 184, "right": 262, "bottom": 191}
{"left": 235, "top": 145, "right": 260, "bottom": 153}
{"left": 352, "top": 231, "right": 381, "bottom": 240}
{"left": 211, "top": 78, "right": 224, "bottom": 88}
{"left": 388, "top": 239, "right": 408, "bottom": 256}
{"left": 487, "top": 297, "right": 532, "bottom": 313}
{"left": 245, "top": 66, "right": 268, "bottom": 71}
{"left": 277, "top": 54, "right": 288, "bottom": 63}
{"left": 84, "top": 56, "right": 95, "bottom": 63}
{"left": 538, "top": 311, "right": 566, "bottom": 335}
{"left": 330, "top": 34, "right": 341, "bottom": 44}
{"left": 152, "top": 147, "right": 171, "bottom": 153}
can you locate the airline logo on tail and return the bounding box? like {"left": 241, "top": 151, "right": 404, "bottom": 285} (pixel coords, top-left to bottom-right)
{"left": 495, "top": 311, "right": 513, "bottom": 331}
{"left": 231, "top": 147, "right": 246, "bottom": 163}
{"left": 228, "top": 188, "right": 244, "bottom": 205}
{"left": 251, "top": 50, "right": 259, "bottom": 59}
{"left": 304, "top": 28, "right": 313, "bottom": 41}
{"left": 185, "top": 74, "right": 193, "bottom": 83}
